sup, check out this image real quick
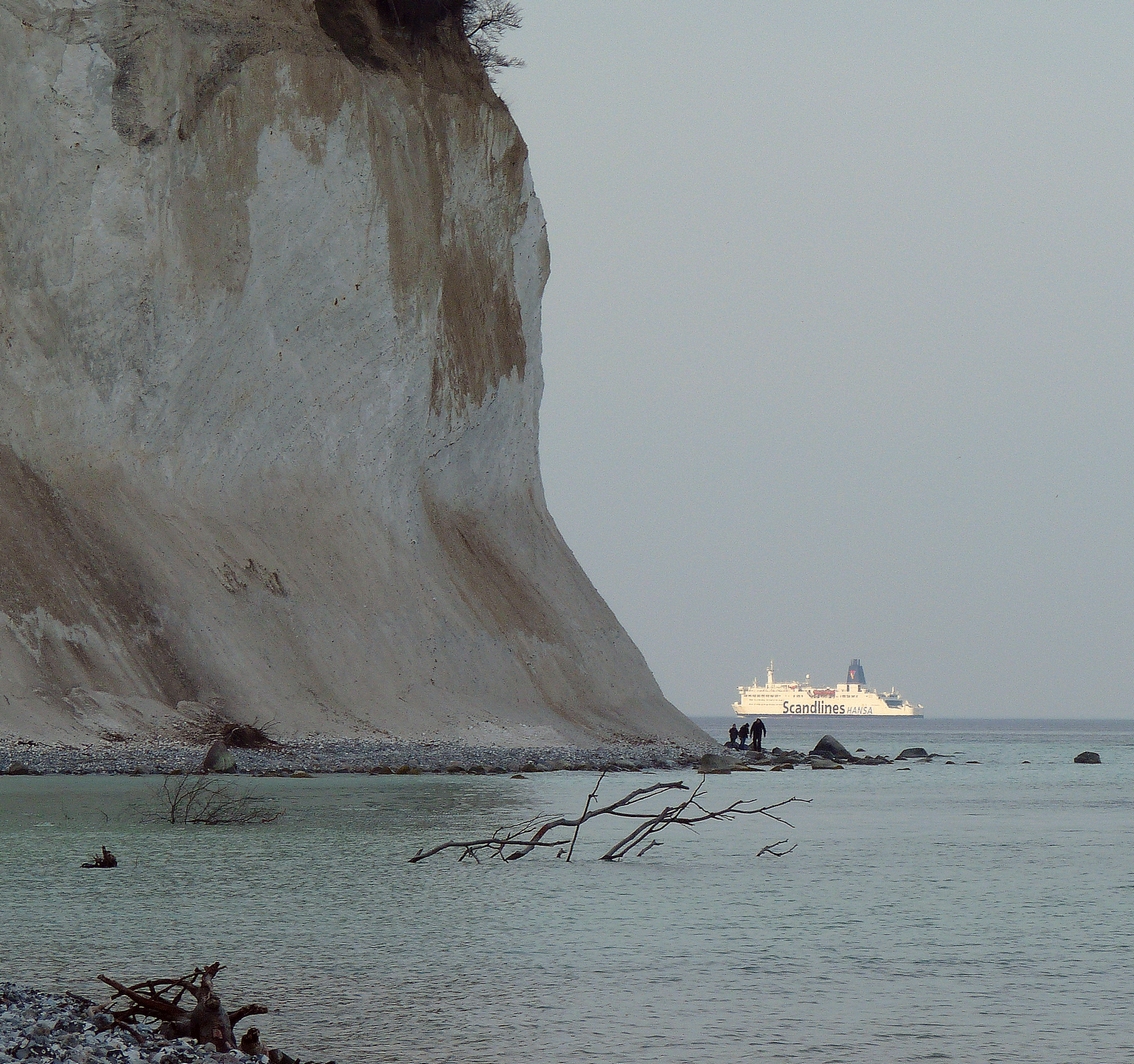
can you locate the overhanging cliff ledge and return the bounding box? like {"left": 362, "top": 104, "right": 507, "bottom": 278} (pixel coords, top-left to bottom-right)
{"left": 0, "top": 0, "right": 709, "bottom": 746}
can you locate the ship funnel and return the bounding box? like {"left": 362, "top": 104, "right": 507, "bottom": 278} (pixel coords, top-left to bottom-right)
{"left": 847, "top": 659, "right": 866, "bottom": 686}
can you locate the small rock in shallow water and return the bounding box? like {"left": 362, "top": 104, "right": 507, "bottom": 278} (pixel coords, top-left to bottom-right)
{"left": 698, "top": 752, "right": 738, "bottom": 774}
{"left": 1074, "top": 751, "right": 1101, "bottom": 764}
{"left": 810, "top": 758, "right": 844, "bottom": 770}
{"left": 895, "top": 747, "right": 929, "bottom": 760}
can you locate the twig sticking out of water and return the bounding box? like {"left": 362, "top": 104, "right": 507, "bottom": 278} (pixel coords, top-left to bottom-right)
{"left": 148, "top": 775, "right": 281, "bottom": 825}
{"left": 566, "top": 770, "right": 606, "bottom": 862}
{"left": 409, "top": 775, "right": 808, "bottom": 863}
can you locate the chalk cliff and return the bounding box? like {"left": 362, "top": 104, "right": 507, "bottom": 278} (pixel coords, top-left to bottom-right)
{"left": 0, "top": 0, "right": 706, "bottom": 745}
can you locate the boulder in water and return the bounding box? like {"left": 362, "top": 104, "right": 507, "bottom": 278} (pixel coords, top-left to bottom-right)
{"left": 810, "top": 735, "right": 852, "bottom": 761}
{"left": 810, "top": 758, "right": 844, "bottom": 770}
{"left": 200, "top": 740, "right": 237, "bottom": 774}
{"left": 896, "top": 747, "right": 930, "bottom": 760}
{"left": 1074, "top": 751, "right": 1101, "bottom": 764}
{"left": 699, "top": 752, "right": 739, "bottom": 774}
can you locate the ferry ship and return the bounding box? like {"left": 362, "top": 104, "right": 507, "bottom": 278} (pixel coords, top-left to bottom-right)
{"left": 733, "top": 659, "right": 923, "bottom": 718}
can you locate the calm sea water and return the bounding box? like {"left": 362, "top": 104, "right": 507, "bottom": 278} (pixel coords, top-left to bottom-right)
{"left": 1, "top": 718, "right": 1132, "bottom": 1063}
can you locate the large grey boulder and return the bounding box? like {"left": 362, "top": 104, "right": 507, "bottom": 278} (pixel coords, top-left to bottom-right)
{"left": 896, "top": 747, "right": 930, "bottom": 760}
{"left": 1074, "top": 751, "right": 1102, "bottom": 764}
{"left": 811, "top": 735, "right": 852, "bottom": 761}
{"left": 200, "top": 741, "right": 237, "bottom": 774}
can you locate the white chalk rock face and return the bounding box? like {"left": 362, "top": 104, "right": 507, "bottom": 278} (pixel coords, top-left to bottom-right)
{"left": 0, "top": 0, "right": 705, "bottom": 745}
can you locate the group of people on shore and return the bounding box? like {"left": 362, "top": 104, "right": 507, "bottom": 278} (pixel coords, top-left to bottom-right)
{"left": 727, "top": 719, "right": 766, "bottom": 752}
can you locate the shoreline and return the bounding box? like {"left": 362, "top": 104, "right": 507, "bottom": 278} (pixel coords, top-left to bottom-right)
{"left": 0, "top": 736, "right": 718, "bottom": 778}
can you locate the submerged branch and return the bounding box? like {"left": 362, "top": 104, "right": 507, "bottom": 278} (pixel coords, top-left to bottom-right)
{"left": 410, "top": 775, "right": 809, "bottom": 864}
{"left": 147, "top": 775, "right": 281, "bottom": 826}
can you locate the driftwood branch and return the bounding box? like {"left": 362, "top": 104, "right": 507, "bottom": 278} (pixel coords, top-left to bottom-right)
{"left": 98, "top": 963, "right": 267, "bottom": 1051}
{"left": 410, "top": 775, "right": 809, "bottom": 864}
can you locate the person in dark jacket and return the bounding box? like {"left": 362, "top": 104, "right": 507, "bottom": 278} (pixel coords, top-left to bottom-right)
{"left": 728, "top": 723, "right": 739, "bottom": 748}
{"left": 738, "top": 722, "right": 750, "bottom": 749}
{"left": 752, "top": 717, "right": 767, "bottom": 752}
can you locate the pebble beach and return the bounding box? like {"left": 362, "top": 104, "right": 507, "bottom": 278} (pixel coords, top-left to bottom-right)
{"left": 0, "top": 735, "right": 720, "bottom": 778}
{"left": 0, "top": 983, "right": 266, "bottom": 1064}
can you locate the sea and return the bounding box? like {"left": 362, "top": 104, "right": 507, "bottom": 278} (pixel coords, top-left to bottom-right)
{"left": 1, "top": 717, "right": 1132, "bottom": 1064}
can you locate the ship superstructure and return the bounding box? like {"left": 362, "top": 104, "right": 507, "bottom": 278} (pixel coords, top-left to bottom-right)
{"left": 733, "top": 659, "right": 923, "bottom": 717}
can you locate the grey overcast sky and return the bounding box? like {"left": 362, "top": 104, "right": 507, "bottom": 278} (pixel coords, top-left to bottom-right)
{"left": 494, "top": 2, "right": 1133, "bottom": 719}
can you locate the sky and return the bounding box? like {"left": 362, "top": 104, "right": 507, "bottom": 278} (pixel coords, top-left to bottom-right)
{"left": 494, "top": 2, "right": 1134, "bottom": 719}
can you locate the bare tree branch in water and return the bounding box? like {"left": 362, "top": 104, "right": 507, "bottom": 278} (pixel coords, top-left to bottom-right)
{"left": 409, "top": 775, "right": 808, "bottom": 863}
{"left": 756, "top": 840, "right": 797, "bottom": 858}
{"left": 148, "top": 774, "right": 281, "bottom": 825}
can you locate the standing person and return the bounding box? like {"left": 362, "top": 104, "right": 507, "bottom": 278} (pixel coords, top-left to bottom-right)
{"left": 752, "top": 717, "right": 766, "bottom": 753}
{"left": 738, "top": 722, "right": 750, "bottom": 749}
{"left": 728, "top": 723, "right": 739, "bottom": 748}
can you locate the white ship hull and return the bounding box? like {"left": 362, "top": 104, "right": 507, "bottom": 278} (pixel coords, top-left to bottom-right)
{"left": 733, "top": 661, "right": 923, "bottom": 718}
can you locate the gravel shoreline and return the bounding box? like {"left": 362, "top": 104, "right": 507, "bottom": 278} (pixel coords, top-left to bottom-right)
{"left": 0, "top": 983, "right": 275, "bottom": 1064}
{"left": 0, "top": 736, "right": 718, "bottom": 778}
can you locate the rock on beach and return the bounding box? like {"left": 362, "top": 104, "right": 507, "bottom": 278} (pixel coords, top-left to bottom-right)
{"left": 200, "top": 741, "right": 238, "bottom": 774}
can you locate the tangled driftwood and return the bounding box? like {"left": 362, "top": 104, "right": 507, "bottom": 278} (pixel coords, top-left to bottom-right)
{"left": 97, "top": 963, "right": 265, "bottom": 1051}
{"left": 410, "top": 773, "right": 807, "bottom": 863}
